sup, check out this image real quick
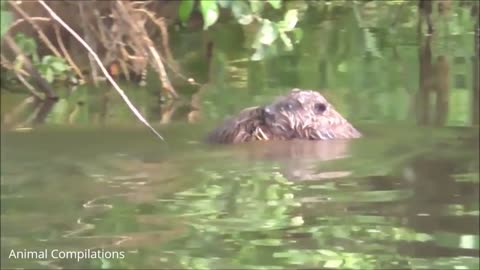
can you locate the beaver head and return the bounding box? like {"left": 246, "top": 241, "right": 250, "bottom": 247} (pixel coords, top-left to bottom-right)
{"left": 206, "top": 89, "right": 361, "bottom": 144}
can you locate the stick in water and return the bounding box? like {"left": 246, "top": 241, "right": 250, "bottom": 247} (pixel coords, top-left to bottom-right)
{"left": 37, "top": 0, "right": 165, "bottom": 141}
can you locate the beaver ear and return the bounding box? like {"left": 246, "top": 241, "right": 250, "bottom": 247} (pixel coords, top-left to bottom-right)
{"left": 237, "top": 106, "right": 264, "bottom": 120}
{"left": 314, "top": 103, "right": 327, "bottom": 114}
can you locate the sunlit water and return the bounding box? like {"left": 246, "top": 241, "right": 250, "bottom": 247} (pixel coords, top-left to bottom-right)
{"left": 1, "top": 2, "right": 479, "bottom": 269}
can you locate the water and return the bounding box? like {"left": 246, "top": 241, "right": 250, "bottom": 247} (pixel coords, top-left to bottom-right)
{"left": 1, "top": 2, "right": 479, "bottom": 269}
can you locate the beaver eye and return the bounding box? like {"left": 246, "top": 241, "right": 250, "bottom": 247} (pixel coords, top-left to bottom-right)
{"left": 282, "top": 102, "right": 297, "bottom": 111}
{"left": 314, "top": 103, "right": 327, "bottom": 114}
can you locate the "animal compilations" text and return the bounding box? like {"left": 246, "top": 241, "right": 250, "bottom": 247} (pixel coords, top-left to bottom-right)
{"left": 9, "top": 248, "right": 126, "bottom": 262}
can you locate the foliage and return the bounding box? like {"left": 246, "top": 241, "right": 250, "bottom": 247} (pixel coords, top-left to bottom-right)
{"left": 178, "top": 0, "right": 302, "bottom": 61}
{"left": 37, "top": 55, "right": 71, "bottom": 83}
{"left": 13, "top": 33, "right": 72, "bottom": 83}
{"left": 200, "top": 0, "right": 220, "bottom": 30}
{"left": 178, "top": 0, "right": 195, "bottom": 24}
{"left": 0, "top": 1, "right": 13, "bottom": 38}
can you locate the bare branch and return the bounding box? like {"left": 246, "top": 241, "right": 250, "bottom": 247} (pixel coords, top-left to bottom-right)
{"left": 137, "top": 9, "right": 178, "bottom": 68}
{"left": 114, "top": 1, "right": 178, "bottom": 98}
{"left": 3, "top": 33, "right": 57, "bottom": 98}
{"left": 37, "top": 0, "right": 165, "bottom": 141}
{"left": 5, "top": 17, "right": 51, "bottom": 35}
{"left": 53, "top": 24, "right": 85, "bottom": 84}
{"left": 78, "top": 1, "right": 100, "bottom": 85}
{"left": 1, "top": 54, "right": 44, "bottom": 98}
{"left": 9, "top": 1, "right": 62, "bottom": 57}
{"left": 2, "top": 96, "right": 37, "bottom": 129}
{"left": 14, "top": 72, "right": 45, "bottom": 99}
{"left": 1, "top": 54, "right": 30, "bottom": 77}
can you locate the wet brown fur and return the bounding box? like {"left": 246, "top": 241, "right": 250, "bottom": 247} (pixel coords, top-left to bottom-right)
{"left": 206, "top": 89, "right": 362, "bottom": 144}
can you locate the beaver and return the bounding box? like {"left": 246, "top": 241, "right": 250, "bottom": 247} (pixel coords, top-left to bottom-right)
{"left": 206, "top": 89, "right": 362, "bottom": 144}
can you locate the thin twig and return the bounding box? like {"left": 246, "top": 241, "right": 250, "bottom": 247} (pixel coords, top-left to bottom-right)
{"left": 37, "top": 0, "right": 165, "bottom": 141}
{"left": 138, "top": 9, "right": 178, "bottom": 70}
{"left": 1, "top": 54, "right": 30, "bottom": 77}
{"left": 2, "top": 54, "right": 44, "bottom": 98}
{"left": 78, "top": 1, "right": 100, "bottom": 85}
{"left": 19, "top": 99, "right": 45, "bottom": 127}
{"left": 5, "top": 17, "right": 51, "bottom": 35}
{"left": 3, "top": 33, "right": 57, "bottom": 98}
{"left": 146, "top": 42, "right": 178, "bottom": 98}
{"left": 159, "top": 100, "right": 181, "bottom": 124}
{"left": 2, "top": 96, "right": 36, "bottom": 128}
{"left": 9, "top": 1, "right": 62, "bottom": 57}
{"left": 119, "top": 46, "right": 137, "bottom": 81}
{"left": 93, "top": 8, "right": 109, "bottom": 45}
{"left": 114, "top": 1, "right": 178, "bottom": 98}
{"left": 111, "top": 5, "right": 148, "bottom": 80}
{"left": 53, "top": 24, "right": 85, "bottom": 84}
{"left": 137, "top": 8, "right": 199, "bottom": 86}
{"left": 15, "top": 72, "right": 45, "bottom": 99}
{"left": 136, "top": 8, "right": 200, "bottom": 86}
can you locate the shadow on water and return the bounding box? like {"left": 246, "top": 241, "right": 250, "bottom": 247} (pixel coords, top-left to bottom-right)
{"left": 1, "top": 1, "right": 479, "bottom": 269}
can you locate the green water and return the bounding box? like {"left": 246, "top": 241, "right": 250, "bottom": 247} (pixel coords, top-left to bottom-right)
{"left": 1, "top": 2, "right": 479, "bottom": 269}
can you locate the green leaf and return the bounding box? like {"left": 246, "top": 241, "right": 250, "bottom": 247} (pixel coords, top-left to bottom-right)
{"left": 258, "top": 19, "right": 278, "bottom": 45}
{"left": 200, "top": 0, "right": 219, "bottom": 30}
{"left": 13, "top": 56, "right": 25, "bottom": 72}
{"left": 292, "top": 28, "right": 303, "bottom": 43}
{"left": 44, "top": 68, "right": 54, "bottom": 83}
{"left": 279, "top": 32, "right": 293, "bottom": 50}
{"left": 15, "top": 33, "right": 37, "bottom": 56}
{"left": 282, "top": 9, "right": 298, "bottom": 31}
{"left": 42, "top": 55, "right": 54, "bottom": 65}
{"left": 267, "top": 0, "right": 282, "bottom": 9}
{"left": 232, "top": 1, "right": 253, "bottom": 25}
{"left": 32, "top": 53, "right": 40, "bottom": 64}
{"left": 249, "top": 0, "right": 264, "bottom": 14}
{"left": 0, "top": 10, "right": 13, "bottom": 38}
{"left": 51, "top": 59, "right": 69, "bottom": 72}
{"left": 238, "top": 15, "right": 254, "bottom": 25}
{"left": 38, "top": 64, "right": 47, "bottom": 75}
{"left": 251, "top": 46, "right": 266, "bottom": 61}
{"left": 217, "top": 0, "right": 231, "bottom": 8}
{"left": 178, "top": 0, "right": 194, "bottom": 23}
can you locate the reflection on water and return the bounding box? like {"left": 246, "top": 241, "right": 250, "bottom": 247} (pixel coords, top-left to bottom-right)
{"left": 222, "top": 139, "right": 354, "bottom": 181}
{"left": 1, "top": 1, "right": 479, "bottom": 269}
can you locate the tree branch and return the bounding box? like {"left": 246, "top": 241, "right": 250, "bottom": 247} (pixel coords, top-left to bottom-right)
{"left": 37, "top": 0, "right": 165, "bottom": 141}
